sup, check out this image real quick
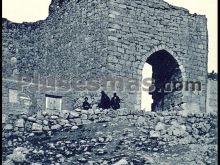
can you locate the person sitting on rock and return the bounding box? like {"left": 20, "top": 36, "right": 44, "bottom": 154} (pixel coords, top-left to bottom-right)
{"left": 98, "top": 91, "right": 111, "bottom": 109}
{"left": 82, "top": 97, "right": 91, "bottom": 110}
{"left": 111, "top": 93, "right": 120, "bottom": 110}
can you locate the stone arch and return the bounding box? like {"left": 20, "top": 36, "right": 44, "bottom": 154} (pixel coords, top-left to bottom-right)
{"left": 139, "top": 45, "right": 187, "bottom": 80}
{"left": 139, "top": 45, "right": 186, "bottom": 112}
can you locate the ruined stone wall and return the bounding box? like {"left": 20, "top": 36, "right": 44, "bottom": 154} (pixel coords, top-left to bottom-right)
{"left": 2, "top": 18, "right": 45, "bottom": 114}
{"left": 2, "top": 108, "right": 217, "bottom": 164}
{"left": 2, "top": 108, "right": 217, "bottom": 134}
{"left": 2, "top": 0, "right": 208, "bottom": 113}
{"left": 2, "top": 0, "right": 110, "bottom": 114}
{"left": 206, "top": 79, "right": 218, "bottom": 113}
{"left": 106, "top": 0, "right": 208, "bottom": 112}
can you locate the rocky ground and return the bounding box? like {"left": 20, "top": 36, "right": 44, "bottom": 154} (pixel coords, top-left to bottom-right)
{"left": 2, "top": 109, "right": 217, "bottom": 165}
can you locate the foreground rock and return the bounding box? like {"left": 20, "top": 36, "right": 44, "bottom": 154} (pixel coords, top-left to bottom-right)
{"left": 2, "top": 109, "right": 217, "bottom": 164}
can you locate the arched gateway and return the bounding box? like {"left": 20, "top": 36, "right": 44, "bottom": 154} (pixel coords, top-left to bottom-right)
{"left": 142, "top": 49, "right": 184, "bottom": 112}
{"left": 2, "top": 0, "right": 208, "bottom": 114}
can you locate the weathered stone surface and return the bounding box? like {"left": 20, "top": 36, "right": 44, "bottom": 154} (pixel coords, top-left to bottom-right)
{"left": 2, "top": 159, "right": 14, "bottom": 165}
{"left": 43, "top": 126, "right": 50, "bottom": 131}
{"left": 81, "top": 114, "right": 88, "bottom": 120}
{"left": 82, "top": 120, "right": 92, "bottom": 125}
{"left": 88, "top": 109, "right": 94, "bottom": 115}
{"left": 94, "top": 109, "right": 101, "bottom": 114}
{"left": 69, "top": 111, "right": 80, "bottom": 118}
{"left": 136, "top": 116, "right": 146, "bottom": 125}
{"left": 15, "top": 119, "right": 25, "bottom": 128}
{"left": 4, "top": 124, "right": 13, "bottom": 130}
{"left": 32, "top": 123, "right": 43, "bottom": 132}
{"left": 113, "top": 159, "right": 128, "bottom": 165}
{"left": 51, "top": 124, "right": 62, "bottom": 130}
{"left": 150, "top": 130, "right": 160, "bottom": 138}
{"left": 7, "top": 147, "right": 29, "bottom": 163}
{"left": 143, "top": 155, "right": 155, "bottom": 164}
{"left": 51, "top": 116, "right": 59, "bottom": 120}
{"left": 59, "top": 110, "right": 70, "bottom": 119}
{"left": 43, "top": 120, "right": 49, "bottom": 125}
{"left": 96, "top": 149, "right": 107, "bottom": 155}
{"left": 71, "top": 126, "right": 78, "bottom": 130}
{"left": 1, "top": 110, "right": 217, "bottom": 164}
{"left": 75, "top": 109, "right": 82, "bottom": 113}
{"left": 74, "top": 118, "right": 82, "bottom": 126}
{"left": 27, "top": 117, "right": 37, "bottom": 122}
{"left": 155, "top": 122, "right": 165, "bottom": 131}
{"left": 98, "top": 137, "right": 105, "bottom": 143}
{"left": 58, "top": 119, "right": 69, "bottom": 126}
{"left": 2, "top": 114, "right": 7, "bottom": 124}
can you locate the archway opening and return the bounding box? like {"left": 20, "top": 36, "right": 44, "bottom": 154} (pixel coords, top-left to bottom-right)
{"left": 142, "top": 50, "right": 183, "bottom": 112}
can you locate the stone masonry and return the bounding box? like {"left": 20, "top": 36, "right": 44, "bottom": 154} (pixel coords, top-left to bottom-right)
{"left": 206, "top": 78, "right": 218, "bottom": 113}
{"left": 2, "top": 109, "right": 217, "bottom": 164}
{"left": 2, "top": 0, "right": 209, "bottom": 114}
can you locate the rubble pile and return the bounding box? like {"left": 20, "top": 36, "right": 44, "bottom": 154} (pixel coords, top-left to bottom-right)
{"left": 2, "top": 109, "right": 217, "bottom": 164}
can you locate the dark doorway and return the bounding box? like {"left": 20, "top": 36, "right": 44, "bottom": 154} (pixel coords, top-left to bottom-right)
{"left": 146, "top": 50, "right": 183, "bottom": 112}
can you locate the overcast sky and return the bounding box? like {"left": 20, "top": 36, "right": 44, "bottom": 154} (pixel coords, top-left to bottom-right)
{"left": 2, "top": 0, "right": 217, "bottom": 72}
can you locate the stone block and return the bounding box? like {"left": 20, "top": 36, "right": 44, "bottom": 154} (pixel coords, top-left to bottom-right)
{"left": 155, "top": 122, "right": 165, "bottom": 131}
{"left": 69, "top": 111, "right": 80, "bottom": 118}
{"left": 4, "top": 124, "right": 13, "bottom": 130}
{"left": 82, "top": 119, "right": 92, "bottom": 125}
{"left": 15, "top": 119, "right": 25, "bottom": 128}
{"left": 149, "top": 130, "right": 160, "bottom": 138}
{"left": 2, "top": 114, "right": 7, "bottom": 124}
{"left": 74, "top": 118, "right": 82, "bottom": 126}
{"left": 32, "top": 123, "right": 43, "bottom": 132}
{"left": 59, "top": 110, "right": 70, "bottom": 119}
{"left": 81, "top": 114, "right": 88, "bottom": 120}
{"left": 51, "top": 124, "right": 62, "bottom": 130}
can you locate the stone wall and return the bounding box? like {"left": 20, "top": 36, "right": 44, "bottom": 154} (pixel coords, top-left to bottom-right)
{"left": 2, "top": 108, "right": 217, "bottom": 164}
{"left": 2, "top": 108, "right": 217, "bottom": 135}
{"left": 106, "top": 0, "right": 208, "bottom": 112}
{"left": 2, "top": 0, "right": 208, "bottom": 113}
{"left": 2, "top": 0, "right": 110, "bottom": 114}
{"left": 206, "top": 79, "right": 218, "bottom": 113}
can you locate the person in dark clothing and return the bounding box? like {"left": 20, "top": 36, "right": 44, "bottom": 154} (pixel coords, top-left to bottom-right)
{"left": 98, "top": 91, "right": 111, "bottom": 109}
{"left": 208, "top": 70, "right": 217, "bottom": 80}
{"left": 111, "top": 93, "right": 120, "bottom": 110}
{"left": 82, "top": 97, "right": 91, "bottom": 110}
